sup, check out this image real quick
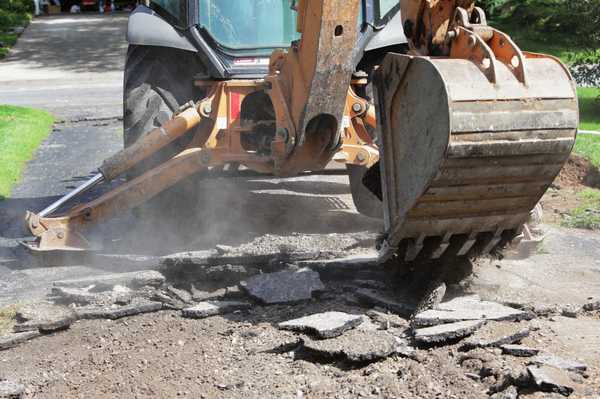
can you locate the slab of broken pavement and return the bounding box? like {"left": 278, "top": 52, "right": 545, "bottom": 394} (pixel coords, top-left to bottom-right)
{"left": 1, "top": 225, "right": 600, "bottom": 398}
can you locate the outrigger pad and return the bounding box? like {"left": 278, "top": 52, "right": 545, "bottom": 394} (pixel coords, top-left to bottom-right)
{"left": 374, "top": 53, "right": 578, "bottom": 262}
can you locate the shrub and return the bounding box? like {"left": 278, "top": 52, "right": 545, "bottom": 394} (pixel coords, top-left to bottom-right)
{"left": 0, "top": 0, "right": 32, "bottom": 30}
{"left": 494, "top": 0, "right": 600, "bottom": 48}
{"left": 0, "top": 0, "right": 33, "bottom": 14}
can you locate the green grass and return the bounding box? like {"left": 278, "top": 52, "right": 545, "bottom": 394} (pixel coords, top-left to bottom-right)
{"left": 575, "top": 135, "right": 600, "bottom": 169}
{"left": 0, "top": 105, "right": 54, "bottom": 199}
{"left": 493, "top": 23, "right": 600, "bottom": 65}
{"left": 0, "top": 31, "right": 17, "bottom": 58}
{"left": 562, "top": 188, "right": 600, "bottom": 230}
{"left": 578, "top": 88, "right": 600, "bottom": 132}
{"left": 574, "top": 88, "right": 600, "bottom": 168}
{"left": 0, "top": 304, "right": 19, "bottom": 336}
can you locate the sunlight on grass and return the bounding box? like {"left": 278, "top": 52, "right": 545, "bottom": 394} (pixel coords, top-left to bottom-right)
{"left": 578, "top": 88, "right": 600, "bottom": 132}
{"left": 0, "top": 105, "right": 54, "bottom": 199}
{"left": 0, "top": 304, "right": 19, "bottom": 336}
{"left": 575, "top": 135, "right": 600, "bottom": 169}
{"left": 0, "top": 32, "right": 18, "bottom": 59}
{"left": 562, "top": 188, "right": 600, "bottom": 230}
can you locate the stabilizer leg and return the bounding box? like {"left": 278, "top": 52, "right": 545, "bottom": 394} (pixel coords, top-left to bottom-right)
{"left": 25, "top": 148, "right": 211, "bottom": 252}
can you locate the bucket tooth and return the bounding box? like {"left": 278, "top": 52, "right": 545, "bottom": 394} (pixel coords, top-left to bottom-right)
{"left": 457, "top": 232, "right": 478, "bottom": 257}
{"left": 482, "top": 227, "right": 504, "bottom": 255}
{"left": 374, "top": 51, "right": 578, "bottom": 264}
{"left": 431, "top": 232, "right": 452, "bottom": 260}
{"left": 405, "top": 234, "right": 426, "bottom": 262}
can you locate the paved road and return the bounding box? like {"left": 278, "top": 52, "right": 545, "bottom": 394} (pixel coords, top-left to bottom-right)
{"left": 0, "top": 13, "right": 127, "bottom": 238}
{"left": 0, "top": 13, "right": 127, "bottom": 120}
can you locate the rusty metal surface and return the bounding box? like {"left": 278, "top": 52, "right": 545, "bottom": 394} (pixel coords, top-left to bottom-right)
{"left": 100, "top": 105, "right": 204, "bottom": 181}
{"left": 27, "top": 148, "right": 211, "bottom": 251}
{"left": 266, "top": 0, "right": 362, "bottom": 176}
{"left": 375, "top": 52, "right": 578, "bottom": 262}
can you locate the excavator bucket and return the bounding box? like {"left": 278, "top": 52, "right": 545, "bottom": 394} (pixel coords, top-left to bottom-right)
{"left": 374, "top": 52, "right": 578, "bottom": 262}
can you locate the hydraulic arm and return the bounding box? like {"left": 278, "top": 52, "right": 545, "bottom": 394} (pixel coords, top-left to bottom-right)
{"left": 24, "top": 0, "right": 578, "bottom": 264}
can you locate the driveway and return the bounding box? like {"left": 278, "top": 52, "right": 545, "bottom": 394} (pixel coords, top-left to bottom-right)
{"left": 0, "top": 13, "right": 128, "bottom": 120}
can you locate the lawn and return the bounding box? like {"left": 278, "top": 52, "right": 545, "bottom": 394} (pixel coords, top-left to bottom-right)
{"left": 0, "top": 105, "right": 54, "bottom": 199}
{"left": 574, "top": 88, "right": 600, "bottom": 168}
{"left": 0, "top": 31, "right": 17, "bottom": 58}
{"left": 578, "top": 88, "right": 600, "bottom": 132}
{"left": 562, "top": 188, "right": 600, "bottom": 230}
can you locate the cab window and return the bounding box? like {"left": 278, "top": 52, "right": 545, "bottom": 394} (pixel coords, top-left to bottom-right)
{"left": 377, "top": 0, "right": 399, "bottom": 22}
{"left": 198, "top": 0, "right": 300, "bottom": 50}
{"left": 150, "top": 0, "right": 187, "bottom": 27}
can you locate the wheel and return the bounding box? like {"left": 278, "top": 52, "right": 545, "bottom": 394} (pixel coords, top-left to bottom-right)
{"left": 347, "top": 164, "right": 383, "bottom": 219}
{"left": 123, "top": 45, "right": 206, "bottom": 177}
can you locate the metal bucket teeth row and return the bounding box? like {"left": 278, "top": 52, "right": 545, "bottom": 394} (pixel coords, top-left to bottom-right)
{"left": 375, "top": 53, "right": 578, "bottom": 262}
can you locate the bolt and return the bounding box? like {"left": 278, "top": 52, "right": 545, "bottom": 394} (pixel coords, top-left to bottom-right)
{"left": 31, "top": 221, "right": 38, "bottom": 229}
{"left": 56, "top": 231, "right": 65, "bottom": 240}
{"left": 277, "top": 128, "right": 289, "bottom": 142}
{"left": 356, "top": 152, "right": 366, "bottom": 162}
{"left": 202, "top": 102, "right": 212, "bottom": 115}
{"left": 352, "top": 103, "right": 363, "bottom": 113}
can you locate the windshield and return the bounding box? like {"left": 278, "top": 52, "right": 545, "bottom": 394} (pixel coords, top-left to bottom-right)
{"left": 199, "top": 0, "right": 301, "bottom": 50}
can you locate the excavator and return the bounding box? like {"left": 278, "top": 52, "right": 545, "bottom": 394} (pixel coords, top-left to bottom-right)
{"left": 23, "top": 0, "right": 579, "bottom": 264}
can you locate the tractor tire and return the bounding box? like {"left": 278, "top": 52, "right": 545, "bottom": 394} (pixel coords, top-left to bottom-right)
{"left": 347, "top": 164, "right": 383, "bottom": 219}
{"left": 123, "top": 45, "right": 205, "bottom": 178}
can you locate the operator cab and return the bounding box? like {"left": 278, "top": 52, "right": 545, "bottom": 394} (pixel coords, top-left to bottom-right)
{"left": 142, "top": 0, "right": 404, "bottom": 78}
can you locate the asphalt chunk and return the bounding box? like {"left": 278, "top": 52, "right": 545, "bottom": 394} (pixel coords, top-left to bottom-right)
{"left": 531, "top": 353, "right": 588, "bottom": 373}
{"left": 301, "top": 329, "right": 398, "bottom": 363}
{"left": 53, "top": 270, "right": 165, "bottom": 290}
{"left": 461, "top": 321, "right": 530, "bottom": 350}
{"left": 501, "top": 344, "right": 540, "bottom": 357}
{"left": 0, "top": 331, "right": 41, "bottom": 351}
{"left": 181, "top": 301, "right": 251, "bottom": 319}
{"left": 413, "top": 295, "right": 532, "bottom": 327}
{"left": 14, "top": 303, "right": 77, "bottom": 333}
{"left": 76, "top": 301, "right": 163, "bottom": 320}
{"left": 279, "top": 312, "right": 363, "bottom": 339}
{"left": 240, "top": 269, "right": 325, "bottom": 305}
{"left": 414, "top": 320, "right": 485, "bottom": 345}
{"left": 527, "top": 365, "right": 575, "bottom": 396}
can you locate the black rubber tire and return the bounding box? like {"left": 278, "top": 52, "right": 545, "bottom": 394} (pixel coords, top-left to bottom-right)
{"left": 347, "top": 164, "right": 383, "bottom": 219}
{"left": 123, "top": 45, "right": 205, "bottom": 177}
